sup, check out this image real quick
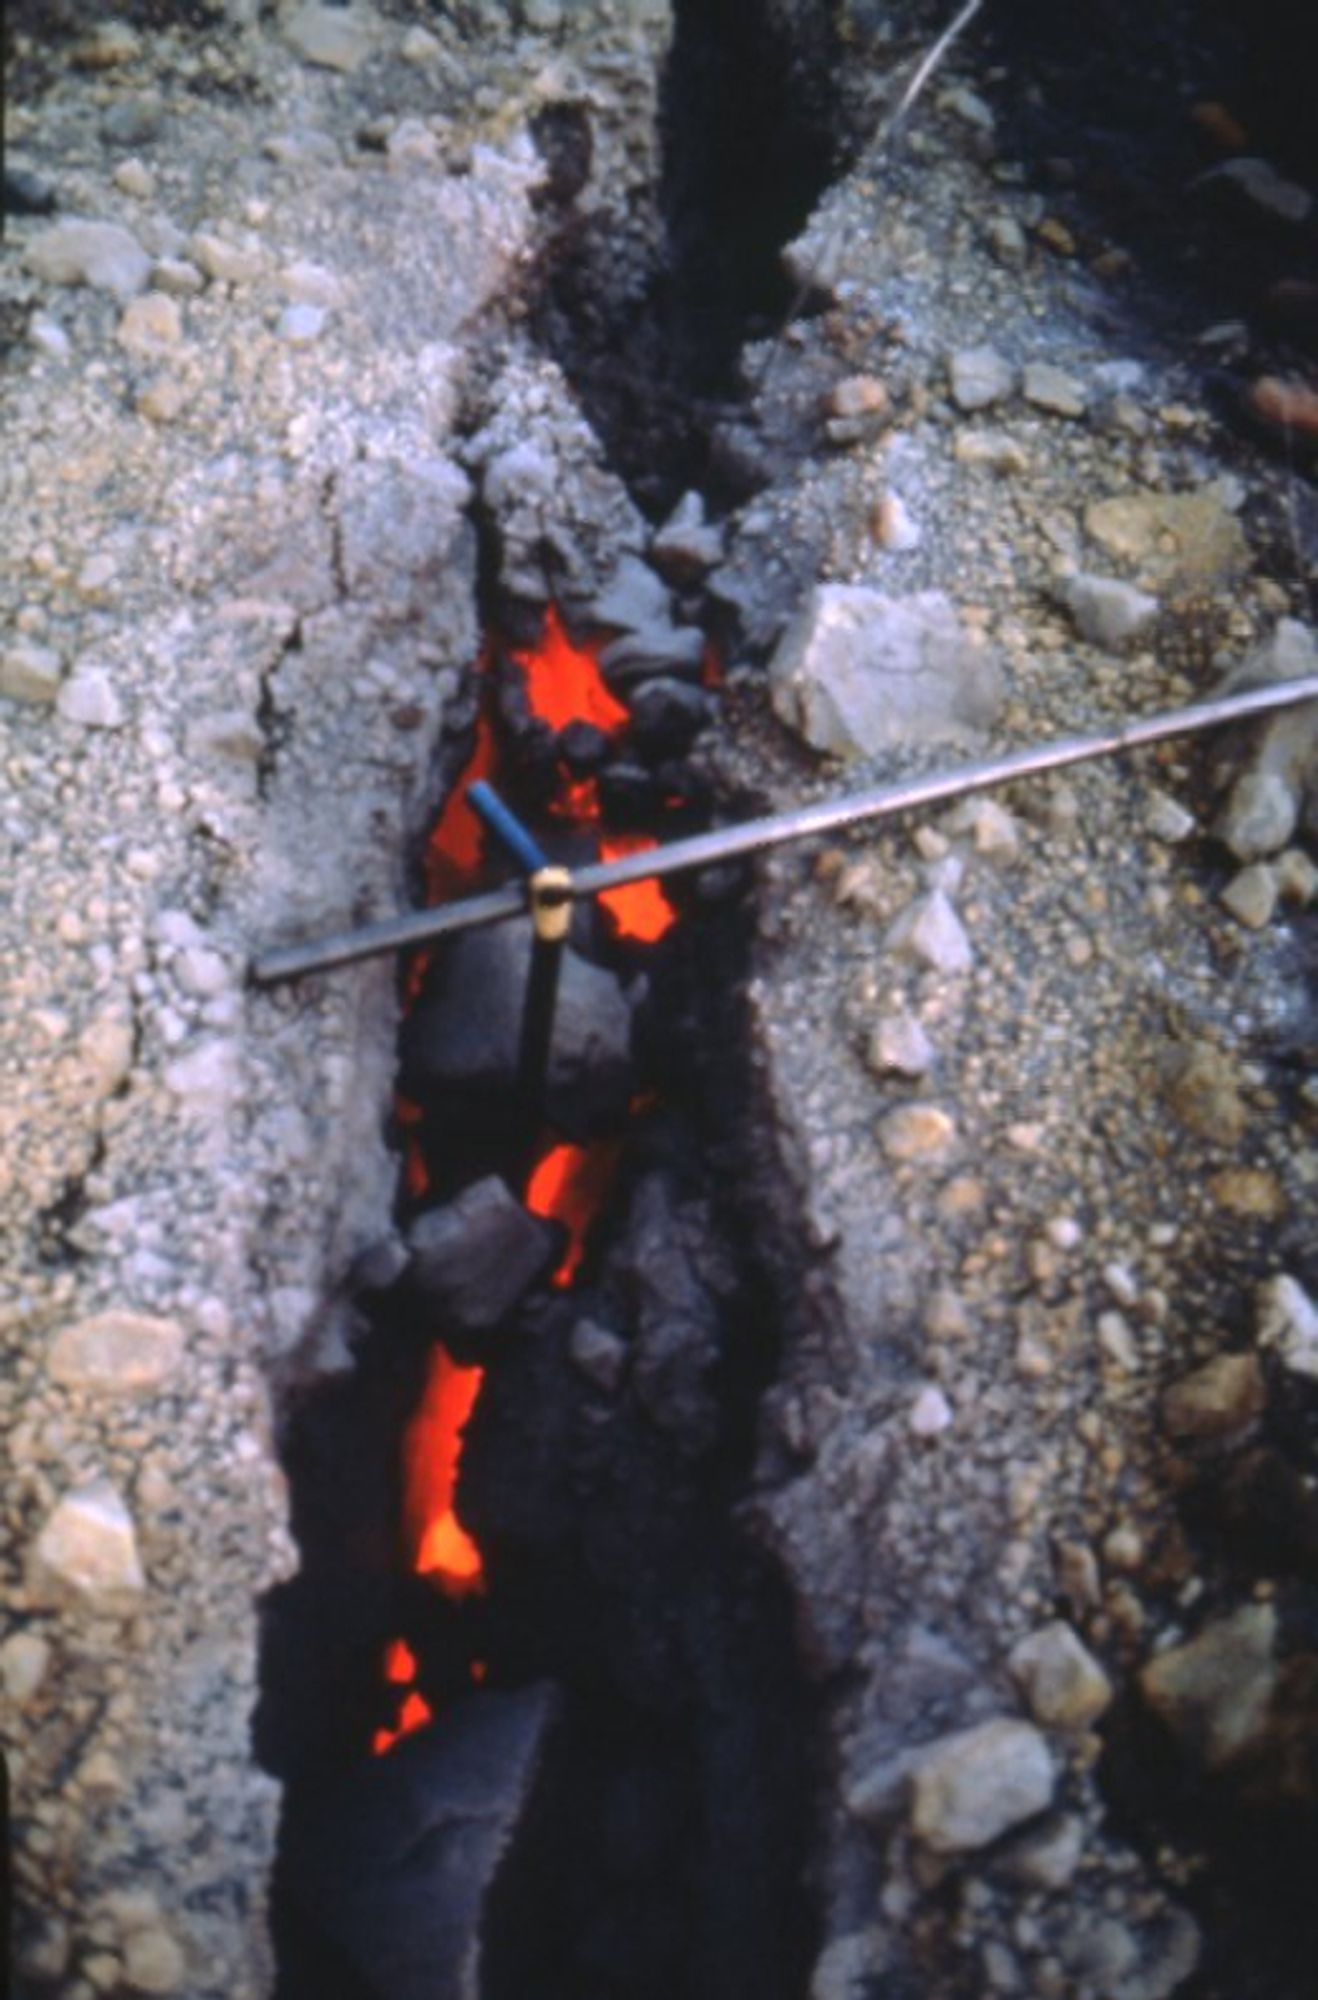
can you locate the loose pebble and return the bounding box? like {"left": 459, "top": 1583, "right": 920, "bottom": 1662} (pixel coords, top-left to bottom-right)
{"left": 32, "top": 1483, "right": 146, "bottom": 1600}
{"left": 948, "top": 345, "right": 1015, "bottom": 412}
{"left": 1220, "top": 863, "right": 1278, "bottom": 929}
{"left": 909, "top": 1384, "right": 954, "bottom": 1436}
{"left": 878, "top": 1104, "right": 958, "bottom": 1163}
{"left": 1008, "top": 1621, "right": 1113, "bottom": 1728}
{"left": 911, "top": 1719, "right": 1055, "bottom": 1852}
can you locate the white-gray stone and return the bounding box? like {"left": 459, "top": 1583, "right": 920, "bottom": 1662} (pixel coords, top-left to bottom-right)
{"left": 1215, "top": 769, "right": 1299, "bottom": 861}
{"left": 56, "top": 665, "right": 125, "bottom": 729}
{"left": 954, "top": 428, "right": 1028, "bottom": 473}
{"left": 944, "top": 796, "right": 1021, "bottom": 861}
{"left": 28, "top": 313, "right": 71, "bottom": 358}
{"left": 24, "top": 219, "right": 151, "bottom": 300}
{"left": 910, "top": 1717, "right": 1055, "bottom": 1852}
{"left": 1061, "top": 572, "right": 1159, "bottom": 649}
{"left": 1221, "top": 862, "right": 1278, "bottom": 929}
{"left": 1008, "top": 1621, "right": 1113, "bottom": 1728}
{"left": 909, "top": 1383, "right": 954, "bottom": 1435}
{"left": 1, "top": 641, "right": 64, "bottom": 704}
{"left": 867, "top": 1012, "right": 935, "bottom": 1078}
{"left": 117, "top": 292, "right": 183, "bottom": 355}
{"left": 282, "top": 3, "right": 378, "bottom": 73}
{"left": 948, "top": 345, "right": 1015, "bottom": 411}
{"left": 278, "top": 302, "right": 329, "bottom": 345}
{"left": 48, "top": 1310, "right": 185, "bottom": 1393}
{"left": 769, "top": 586, "right": 1002, "bottom": 759}
{"left": 1023, "top": 361, "right": 1088, "bottom": 417}
{"left": 1, "top": 1630, "right": 52, "bottom": 1703}
{"left": 190, "top": 232, "right": 264, "bottom": 285}
{"left": 279, "top": 259, "right": 343, "bottom": 308}
{"left": 884, "top": 890, "right": 974, "bottom": 973}
{"left": 33, "top": 1482, "right": 146, "bottom": 1599}
{"left": 1257, "top": 1274, "right": 1318, "bottom": 1381}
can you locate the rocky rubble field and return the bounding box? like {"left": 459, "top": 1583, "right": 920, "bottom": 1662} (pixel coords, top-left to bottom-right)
{"left": 2, "top": 3, "right": 1317, "bottom": 1999}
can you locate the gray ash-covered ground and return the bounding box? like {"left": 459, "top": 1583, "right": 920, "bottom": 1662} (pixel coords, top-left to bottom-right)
{"left": 2, "top": 4, "right": 1316, "bottom": 1999}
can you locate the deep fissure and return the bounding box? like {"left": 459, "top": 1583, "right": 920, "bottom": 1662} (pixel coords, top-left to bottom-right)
{"left": 258, "top": 612, "right": 819, "bottom": 1995}
{"left": 528, "top": 0, "right": 843, "bottom": 517}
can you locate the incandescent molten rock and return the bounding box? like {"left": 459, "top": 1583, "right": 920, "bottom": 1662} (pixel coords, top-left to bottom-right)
{"left": 769, "top": 586, "right": 1002, "bottom": 759}
{"left": 910, "top": 1717, "right": 1055, "bottom": 1852}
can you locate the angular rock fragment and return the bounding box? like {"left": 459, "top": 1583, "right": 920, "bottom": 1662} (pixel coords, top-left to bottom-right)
{"left": 400, "top": 926, "right": 634, "bottom": 1139}
{"left": 878, "top": 1104, "right": 957, "bottom": 1163}
{"left": 1257, "top": 1274, "right": 1318, "bottom": 1381}
{"left": 282, "top": 1686, "right": 559, "bottom": 2000}
{"left": 910, "top": 1717, "right": 1055, "bottom": 1852}
{"left": 1008, "top": 1621, "right": 1113, "bottom": 1728}
{"left": 599, "top": 623, "right": 706, "bottom": 687}
{"left": 769, "top": 586, "right": 1002, "bottom": 760}
{"left": 1215, "top": 769, "right": 1299, "bottom": 861}
{"left": 1221, "top": 862, "right": 1278, "bottom": 929}
{"left": 948, "top": 345, "right": 1015, "bottom": 411}
{"left": 867, "top": 1012, "right": 934, "bottom": 1079}
{"left": 24, "top": 218, "right": 151, "bottom": 300}
{"left": 33, "top": 1482, "right": 146, "bottom": 1600}
{"left": 1023, "top": 361, "right": 1087, "bottom": 417}
{"left": 587, "top": 554, "right": 672, "bottom": 635}
{"left": 47, "top": 1310, "right": 185, "bottom": 1393}
{"left": 1083, "top": 488, "right": 1249, "bottom": 588}
{"left": 884, "top": 889, "right": 974, "bottom": 973}
{"left": 405, "top": 1178, "right": 558, "bottom": 1340}
{"left": 283, "top": 3, "right": 379, "bottom": 74}
{"left": 1060, "top": 572, "right": 1158, "bottom": 649}
{"left": 1160, "top": 1352, "right": 1266, "bottom": 1443}
{"left": 1, "top": 641, "right": 64, "bottom": 704}
{"left": 650, "top": 492, "right": 724, "bottom": 585}
{"left": 1139, "top": 1604, "right": 1277, "bottom": 1771}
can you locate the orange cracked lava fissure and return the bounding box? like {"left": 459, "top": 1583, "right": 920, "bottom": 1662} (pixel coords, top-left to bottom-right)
{"left": 375, "top": 607, "right": 681, "bottom": 1753}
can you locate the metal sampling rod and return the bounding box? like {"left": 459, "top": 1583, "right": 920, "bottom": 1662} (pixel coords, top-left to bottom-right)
{"left": 251, "top": 674, "right": 1318, "bottom": 985}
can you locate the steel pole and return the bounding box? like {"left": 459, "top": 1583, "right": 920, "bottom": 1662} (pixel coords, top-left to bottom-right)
{"left": 250, "top": 674, "right": 1318, "bottom": 985}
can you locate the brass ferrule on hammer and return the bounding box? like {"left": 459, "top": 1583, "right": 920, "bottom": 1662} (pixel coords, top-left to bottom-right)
{"left": 528, "top": 865, "right": 573, "bottom": 943}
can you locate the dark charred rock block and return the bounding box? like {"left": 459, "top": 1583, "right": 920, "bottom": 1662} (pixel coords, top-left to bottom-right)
{"left": 624, "top": 1174, "right": 722, "bottom": 1453}
{"left": 405, "top": 1178, "right": 559, "bottom": 1346}
{"left": 556, "top": 717, "right": 611, "bottom": 776}
{"left": 650, "top": 491, "right": 725, "bottom": 586}
{"left": 596, "top": 761, "right": 667, "bottom": 824}
{"left": 626, "top": 677, "right": 711, "bottom": 762}
{"left": 585, "top": 554, "right": 672, "bottom": 636}
{"left": 280, "top": 1685, "right": 560, "bottom": 2000}
{"left": 399, "top": 925, "right": 635, "bottom": 1140}
{"left": 599, "top": 622, "right": 707, "bottom": 688}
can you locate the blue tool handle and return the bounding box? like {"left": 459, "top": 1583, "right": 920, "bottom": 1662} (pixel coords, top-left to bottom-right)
{"left": 467, "top": 781, "right": 549, "bottom": 877}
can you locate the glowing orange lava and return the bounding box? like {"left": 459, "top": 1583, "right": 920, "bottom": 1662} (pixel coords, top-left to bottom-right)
{"left": 526, "top": 1138, "right": 623, "bottom": 1286}
{"left": 515, "top": 605, "right": 628, "bottom": 736}
{"left": 597, "top": 833, "right": 676, "bottom": 943}
{"left": 425, "top": 707, "right": 499, "bottom": 903}
{"left": 371, "top": 1639, "right": 434, "bottom": 1755}
{"left": 403, "top": 1346, "right": 486, "bottom": 1596}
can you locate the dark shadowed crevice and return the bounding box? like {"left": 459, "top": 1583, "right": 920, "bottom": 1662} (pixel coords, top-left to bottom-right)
{"left": 529, "top": 0, "right": 844, "bottom": 516}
